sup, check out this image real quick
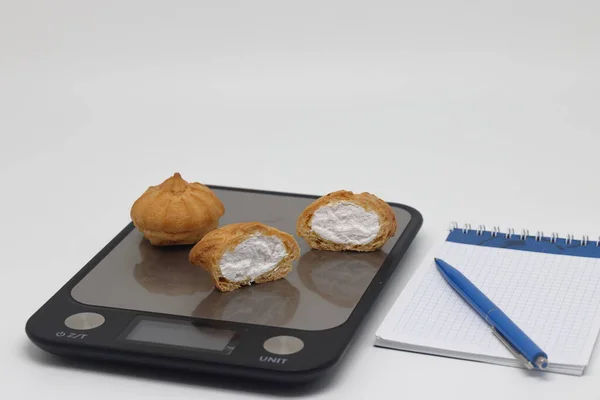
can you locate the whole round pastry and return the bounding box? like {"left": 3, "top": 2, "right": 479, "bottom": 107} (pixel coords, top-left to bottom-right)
{"left": 130, "top": 172, "right": 225, "bottom": 246}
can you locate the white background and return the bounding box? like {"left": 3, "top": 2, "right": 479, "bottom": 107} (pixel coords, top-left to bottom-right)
{"left": 2, "top": 1, "right": 600, "bottom": 398}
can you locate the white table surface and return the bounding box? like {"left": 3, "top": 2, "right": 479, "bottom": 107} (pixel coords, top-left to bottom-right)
{"left": 2, "top": 1, "right": 600, "bottom": 398}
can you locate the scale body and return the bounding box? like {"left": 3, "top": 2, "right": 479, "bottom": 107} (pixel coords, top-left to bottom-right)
{"left": 26, "top": 186, "right": 422, "bottom": 383}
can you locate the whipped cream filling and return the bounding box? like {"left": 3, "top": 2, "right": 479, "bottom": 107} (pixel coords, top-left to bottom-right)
{"left": 310, "top": 201, "right": 380, "bottom": 245}
{"left": 220, "top": 233, "right": 287, "bottom": 283}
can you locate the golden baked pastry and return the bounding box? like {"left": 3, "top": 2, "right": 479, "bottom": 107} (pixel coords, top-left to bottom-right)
{"left": 130, "top": 172, "right": 225, "bottom": 246}
{"left": 296, "top": 190, "right": 397, "bottom": 252}
{"left": 189, "top": 222, "right": 300, "bottom": 292}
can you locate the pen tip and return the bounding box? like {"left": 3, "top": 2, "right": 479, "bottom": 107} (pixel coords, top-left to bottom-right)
{"left": 535, "top": 356, "right": 549, "bottom": 369}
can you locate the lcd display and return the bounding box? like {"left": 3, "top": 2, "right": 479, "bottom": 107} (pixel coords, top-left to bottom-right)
{"left": 126, "top": 319, "right": 236, "bottom": 352}
{"left": 71, "top": 188, "right": 413, "bottom": 330}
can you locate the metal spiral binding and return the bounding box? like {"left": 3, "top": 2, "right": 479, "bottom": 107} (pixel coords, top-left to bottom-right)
{"left": 566, "top": 234, "right": 574, "bottom": 245}
{"left": 462, "top": 223, "right": 472, "bottom": 233}
{"left": 535, "top": 231, "right": 543, "bottom": 242}
{"left": 449, "top": 222, "right": 595, "bottom": 246}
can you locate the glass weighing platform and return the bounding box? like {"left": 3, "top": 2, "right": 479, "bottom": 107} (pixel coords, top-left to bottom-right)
{"left": 26, "top": 186, "right": 422, "bottom": 383}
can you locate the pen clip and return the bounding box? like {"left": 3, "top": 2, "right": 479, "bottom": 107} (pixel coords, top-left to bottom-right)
{"left": 491, "top": 327, "right": 534, "bottom": 370}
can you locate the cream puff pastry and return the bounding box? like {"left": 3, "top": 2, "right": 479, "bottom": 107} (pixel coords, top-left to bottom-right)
{"left": 189, "top": 222, "right": 300, "bottom": 292}
{"left": 130, "top": 173, "right": 225, "bottom": 246}
{"left": 296, "top": 190, "right": 397, "bottom": 252}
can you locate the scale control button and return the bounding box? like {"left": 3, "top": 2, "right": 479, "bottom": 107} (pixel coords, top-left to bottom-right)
{"left": 263, "top": 336, "right": 304, "bottom": 355}
{"left": 64, "top": 312, "right": 105, "bottom": 330}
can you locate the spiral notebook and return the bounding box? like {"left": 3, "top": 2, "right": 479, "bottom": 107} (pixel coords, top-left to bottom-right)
{"left": 375, "top": 224, "right": 600, "bottom": 375}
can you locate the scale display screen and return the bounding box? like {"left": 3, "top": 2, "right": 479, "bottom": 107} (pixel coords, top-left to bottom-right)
{"left": 125, "top": 318, "right": 237, "bottom": 353}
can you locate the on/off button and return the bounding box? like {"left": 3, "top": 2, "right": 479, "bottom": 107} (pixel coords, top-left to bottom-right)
{"left": 263, "top": 336, "right": 304, "bottom": 355}
{"left": 64, "top": 312, "right": 105, "bottom": 330}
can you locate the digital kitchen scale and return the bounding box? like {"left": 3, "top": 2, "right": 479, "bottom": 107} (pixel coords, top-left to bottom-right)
{"left": 26, "top": 186, "right": 422, "bottom": 383}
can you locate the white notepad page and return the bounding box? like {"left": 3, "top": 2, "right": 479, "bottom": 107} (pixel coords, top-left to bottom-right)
{"left": 375, "top": 239, "right": 600, "bottom": 375}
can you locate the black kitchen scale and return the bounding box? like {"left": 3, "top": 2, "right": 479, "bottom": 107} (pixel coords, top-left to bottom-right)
{"left": 26, "top": 186, "right": 422, "bottom": 383}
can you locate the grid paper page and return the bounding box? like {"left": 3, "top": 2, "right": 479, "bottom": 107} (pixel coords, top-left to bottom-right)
{"left": 377, "top": 240, "right": 600, "bottom": 370}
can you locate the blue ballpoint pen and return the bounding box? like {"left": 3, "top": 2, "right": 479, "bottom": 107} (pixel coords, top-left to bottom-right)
{"left": 434, "top": 258, "right": 549, "bottom": 370}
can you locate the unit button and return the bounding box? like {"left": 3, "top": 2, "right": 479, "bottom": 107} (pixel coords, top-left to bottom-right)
{"left": 263, "top": 336, "right": 304, "bottom": 355}
{"left": 64, "top": 312, "right": 105, "bottom": 330}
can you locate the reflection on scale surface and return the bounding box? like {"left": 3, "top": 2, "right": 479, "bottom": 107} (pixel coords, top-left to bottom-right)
{"left": 298, "top": 250, "right": 387, "bottom": 308}
{"left": 133, "top": 239, "right": 213, "bottom": 295}
{"left": 70, "top": 189, "right": 412, "bottom": 330}
{"left": 72, "top": 228, "right": 396, "bottom": 330}
{"left": 194, "top": 280, "right": 300, "bottom": 326}
{"left": 133, "top": 238, "right": 387, "bottom": 327}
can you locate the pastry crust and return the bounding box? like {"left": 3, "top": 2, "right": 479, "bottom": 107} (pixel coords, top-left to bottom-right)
{"left": 189, "top": 222, "right": 300, "bottom": 292}
{"left": 130, "top": 173, "right": 225, "bottom": 246}
{"left": 296, "top": 190, "right": 397, "bottom": 252}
